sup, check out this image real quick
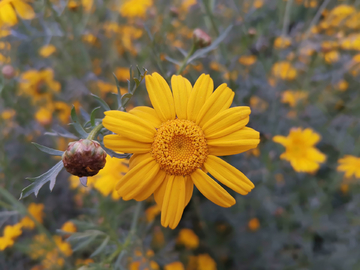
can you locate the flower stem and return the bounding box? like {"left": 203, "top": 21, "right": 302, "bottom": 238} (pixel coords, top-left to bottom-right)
{"left": 176, "top": 44, "right": 197, "bottom": 75}
{"left": 87, "top": 123, "right": 103, "bottom": 141}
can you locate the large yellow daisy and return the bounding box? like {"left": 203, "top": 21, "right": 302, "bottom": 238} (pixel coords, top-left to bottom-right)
{"left": 103, "top": 73, "right": 260, "bottom": 229}
{"left": 0, "top": 0, "right": 35, "bottom": 27}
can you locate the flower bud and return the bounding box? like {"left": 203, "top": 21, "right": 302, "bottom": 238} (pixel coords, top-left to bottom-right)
{"left": 2, "top": 65, "right": 15, "bottom": 79}
{"left": 62, "top": 139, "right": 107, "bottom": 177}
{"left": 193, "top": 28, "right": 211, "bottom": 48}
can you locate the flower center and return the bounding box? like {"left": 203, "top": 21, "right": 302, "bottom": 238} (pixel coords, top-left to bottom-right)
{"left": 151, "top": 119, "right": 208, "bottom": 176}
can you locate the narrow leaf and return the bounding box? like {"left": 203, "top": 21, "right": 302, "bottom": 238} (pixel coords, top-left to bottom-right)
{"left": 70, "top": 106, "right": 88, "bottom": 138}
{"left": 20, "top": 161, "right": 64, "bottom": 199}
{"left": 90, "top": 107, "right": 101, "bottom": 127}
{"left": 102, "top": 145, "right": 131, "bottom": 159}
{"left": 80, "top": 177, "right": 87, "bottom": 187}
{"left": 165, "top": 56, "right": 181, "bottom": 66}
{"left": 72, "top": 235, "right": 97, "bottom": 252}
{"left": 80, "top": 107, "right": 90, "bottom": 122}
{"left": 187, "top": 25, "right": 233, "bottom": 63}
{"left": 112, "top": 73, "right": 122, "bottom": 108}
{"left": 45, "top": 126, "right": 78, "bottom": 139}
{"left": 90, "top": 93, "right": 111, "bottom": 111}
{"left": 175, "top": 46, "right": 188, "bottom": 57}
{"left": 90, "top": 236, "right": 110, "bottom": 257}
{"left": 32, "top": 142, "right": 64, "bottom": 156}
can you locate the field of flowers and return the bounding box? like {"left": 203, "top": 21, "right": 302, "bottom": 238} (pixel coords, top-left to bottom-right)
{"left": 1, "top": 0, "right": 360, "bottom": 269}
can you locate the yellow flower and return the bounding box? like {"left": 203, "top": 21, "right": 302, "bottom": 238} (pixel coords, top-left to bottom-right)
{"left": 177, "top": 228, "right": 199, "bottom": 249}
{"left": 103, "top": 73, "right": 260, "bottom": 229}
{"left": 20, "top": 203, "right": 45, "bottom": 230}
{"left": 68, "top": 0, "right": 93, "bottom": 12}
{"left": 145, "top": 204, "right": 161, "bottom": 222}
{"left": 197, "top": 254, "right": 217, "bottom": 270}
{"left": 248, "top": 218, "right": 260, "bottom": 231}
{"left": 273, "top": 128, "right": 326, "bottom": 173}
{"left": 253, "top": 0, "right": 264, "bottom": 9}
{"left": 274, "top": 36, "right": 291, "bottom": 49}
{"left": 340, "top": 34, "right": 360, "bottom": 50}
{"left": 35, "top": 106, "right": 53, "bottom": 125}
{"left": 337, "top": 155, "right": 360, "bottom": 178}
{"left": 249, "top": 96, "right": 268, "bottom": 113}
{"left": 0, "top": 0, "right": 35, "bottom": 27}
{"left": 281, "top": 90, "right": 308, "bottom": 107}
{"left": 119, "top": 0, "right": 152, "bottom": 18}
{"left": 54, "top": 101, "right": 71, "bottom": 124}
{"left": 115, "top": 67, "right": 130, "bottom": 81}
{"left": 327, "top": 5, "right": 355, "bottom": 27}
{"left": 164, "top": 261, "right": 185, "bottom": 270}
{"left": 0, "top": 223, "right": 23, "bottom": 250}
{"left": 271, "top": 61, "right": 297, "bottom": 80}
{"left": 324, "top": 50, "right": 340, "bottom": 64}
{"left": 335, "top": 80, "right": 348, "bottom": 91}
{"left": 181, "top": 0, "right": 197, "bottom": 11}
{"left": 76, "top": 258, "right": 94, "bottom": 266}
{"left": 1, "top": 108, "right": 16, "bottom": 120}
{"left": 238, "top": 55, "right": 257, "bottom": 66}
{"left": 89, "top": 155, "right": 129, "bottom": 200}
{"left": 19, "top": 69, "right": 61, "bottom": 104}
{"left": 61, "top": 221, "right": 77, "bottom": 233}
{"left": 39, "top": 45, "right": 56, "bottom": 58}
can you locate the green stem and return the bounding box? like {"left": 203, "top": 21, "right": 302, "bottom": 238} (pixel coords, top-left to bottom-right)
{"left": 176, "top": 44, "right": 197, "bottom": 75}
{"left": 87, "top": 123, "right": 103, "bottom": 140}
{"left": 203, "top": 0, "right": 219, "bottom": 36}
{"left": 281, "top": 0, "right": 294, "bottom": 37}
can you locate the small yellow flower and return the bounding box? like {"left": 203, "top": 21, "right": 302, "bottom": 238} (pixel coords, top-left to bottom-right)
{"left": 0, "top": 0, "right": 35, "bottom": 27}
{"left": 238, "top": 55, "right": 257, "bottom": 66}
{"left": 115, "top": 67, "right": 131, "bottom": 81}
{"left": 61, "top": 221, "right": 77, "bottom": 234}
{"left": 248, "top": 218, "right": 260, "bottom": 231}
{"left": 20, "top": 203, "right": 45, "bottom": 230}
{"left": 197, "top": 254, "right": 217, "bottom": 270}
{"left": 281, "top": 90, "right": 308, "bottom": 107}
{"left": 335, "top": 80, "right": 348, "bottom": 91}
{"left": 1, "top": 108, "right": 16, "bottom": 120}
{"left": 274, "top": 36, "right": 291, "bottom": 49}
{"left": 35, "top": 106, "right": 53, "bottom": 125}
{"left": 39, "top": 45, "right": 56, "bottom": 58}
{"left": 103, "top": 73, "right": 260, "bottom": 229}
{"left": 0, "top": 223, "right": 23, "bottom": 250}
{"left": 177, "top": 228, "right": 199, "bottom": 249}
{"left": 273, "top": 128, "right": 326, "bottom": 173}
{"left": 324, "top": 50, "right": 340, "bottom": 64}
{"left": 164, "top": 261, "right": 185, "bottom": 270}
{"left": 337, "top": 155, "right": 360, "bottom": 178}
{"left": 271, "top": 61, "right": 297, "bottom": 80}
{"left": 249, "top": 96, "right": 268, "bottom": 113}
{"left": 119, "top": 0, "right": 153, "bottom": 18}
{"left": 253, "top": 0, "right": 264, "bottom": 9}
{"left": 145, "top": 204, "right": 161, "bottom": 222}
{"left": 75, "top": 258, "right": 94, "bottom": 266}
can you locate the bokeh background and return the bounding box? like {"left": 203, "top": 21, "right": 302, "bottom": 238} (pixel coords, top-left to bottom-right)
{"left": 1, "top": 0, "right": 360, "bottom": 269}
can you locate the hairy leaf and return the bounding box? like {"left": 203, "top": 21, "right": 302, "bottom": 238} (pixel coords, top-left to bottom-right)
{"left": 32, "top": 142, "right": 64, "bottom": 156}
{"left": 90, "top": 93, "right": 111, "bottom": 111}
{"left": 70, "top": 106, "right": 88, "bottom": 138}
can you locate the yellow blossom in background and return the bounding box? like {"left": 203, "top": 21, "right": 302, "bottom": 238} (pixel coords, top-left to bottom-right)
{"left": 177, "top": 228, "right": 199, "bottom": 249}
{"left": 20, "top": 203, "right": 45, "bottom": 229}
{"left": 335, "top": 80, "right": 348, "bottom": 91}
{"left": 54, "top": 101, "right": 71, "bottom": 124}
{"left": 75, "top": 258, "right": 94, "bottom": 266}
{"left": 103, "top": 73, "right": 259, "bottom": 229}
{"left": 271, "top": 61, "right": 297, "bottom": 80}
{"left": 327, "top": 5, "right": 355, "bottom": 27}
{"left": 115, "top": 67, "right": 130, "bottom": 81}
{"left": 324, "top": 50, "right": 340, "bottom": 64}
{"left": 238, "top": 55, "right": 257, "bottom": 66}
{"left": 61, "top": 221, "right": 77, "bottom": 233}
{"left": 0, "top": 223, "right": 23, "bottom": 250}
{"left": 248, "top": 218, "right": 260, "bottom": 231}
{"left": 89, "top": 155, "right": 129, "bottom": 200}
{"left": 250, "top": 96, "right": 268, "bottom": 113}
{"left": 164, "top": 261, "right": 185, "bottom": 270}
{"left": 68, "top": 0, "right": 93, "bottom": 12}
{"left": 0, "top": 0, "right": 35, "bottom": 27}
{"left": 274, "top": 36, "right": 291, "bottom": 49}
{"left": 253, "top": 0, "right": 264, "bottom": 9}
{"left": 119, "top": 0, "right": 153, "bottom": 18}
{"left": 340, "top": 34, "right": 360, "bottom": 50}
{"left": 181, "top": 0, "right": 197, "bottom": 11}
{"left": 35, "top": 106, "right": 53, "bottom": 125}
{"left": 145, "top": 204, "right": 161, "bottom": 222}
{"left": 281, "top": 90, "right": 308, "bottom": 107}
{"left": 0, "top": 28, "right": 11, "bottom": 37}
{"left": 196, "top": 254, "right": 217, "bottom": 270}
{"left": 337, "top": 156, "right": 360, "bottom": 178}
{"left": 19, "top": 69, "right": 61, "bottom": 104}
{"left": 39, "top": 45, "right": 56, "bottom": 58}
{"left": 1, "top": 108, "right": 16, "bottom": 120}
{"left": 273, "top": 128, "right": 326, "bottom": 173}
{"left": 82, "top": 33, "right": 100, "bottom": 46}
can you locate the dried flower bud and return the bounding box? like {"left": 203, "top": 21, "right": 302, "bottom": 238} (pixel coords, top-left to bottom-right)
{"left": 193, "top": 28, "right": 211, "bottom": 48}
{"left": 62, "top": 139, "right": 106, "bottom": 177}
{"left": 2, "top": 65, "right": 15, "bottom": 79}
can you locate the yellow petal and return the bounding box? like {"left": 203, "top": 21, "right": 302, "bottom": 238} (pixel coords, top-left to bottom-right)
{"left": 161, "top": 175, "right": 186, "bottom": 229}
{"left": 12, "top": 0, "right": 35, "bottom": 20}
{"left": 191, "top": 169, "right": 235, "bottom": 208}
{"left": 104, "top": 134, "right": 151, "bottom": 153}
{"left": 203, "top": 107, "right": 251, "bottom": 139}
{"left": 272, "top": 135, "right": 288, "bottom": 146}
{"left": 145, "top": 72, "right": 175, "bottom": 121}
{"left": 171, "top": 75, "right": 192, "bottom": 119}
{"left": 187, "top": 74, "right": 213, "bottom": 122}
{"left": 307, "top": 147, "right": 326, "bottom": 163}
{"left": 0, "top": 5, "right": 18, "bottom": 26}
{"left": 132, "top": 169, "right": 167, "bottom": 201}
{"left": 196, "top": 83, "right": 234, "bottom": 127}
{"left": 154, "top": 175, "right": 169, "bottom": 208}
{"left": 129, "top": 152, "right": 152, "bottom": 170}
{"left": 116, "top": 157, "right": 160, "bottom": 200}
{"left": 204, "top": 155, "right": 254, "bottom": 195}
{"left": 128, "top": 106, "right": 162, "bottom": 128}
{"left": 103, "top": 110, "right": 155, "bottom": 143}
{"left": 184, "top": 176, "right": 193, "bottom": 207}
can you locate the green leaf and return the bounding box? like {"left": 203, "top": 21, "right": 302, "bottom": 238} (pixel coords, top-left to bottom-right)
{"left": 90, "top": 107, "right": 101, "bottom": 127}
{"left": 112, "top": 73, "right": 122, "bottom": 108}
{"left": 102, "top": 145, "right": 131, "bottom": 159}
{"left": 114, "top": 250, "right": 127, "bottom": 270}
{"left": 90, "top": 94, "right": 111, "bottom": 111}
{"left": 45, "top": 126, "right": 78, "bottom": 139}
{"left": 67, "top": 230, "right": 105, "bottom": 252}
{"left": 187, "top": 25, "right": 233, "bottom": 63}
{"left": 70, "top": 106, "right": 88, "bottom": 138}
{"left": 90, "top": 236, "right": 110, "bottom": 257}
{"left": 20, "top": 161, "right": 64, "bottom": 199}
{"left": 165, "top": 56, "right": 181, "bottom": 66}
{"left": 121, "top": 93, "right": 132, "bottom": 108}
{"left": 31, "top": 142, "right": 64, "bottom": 156}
